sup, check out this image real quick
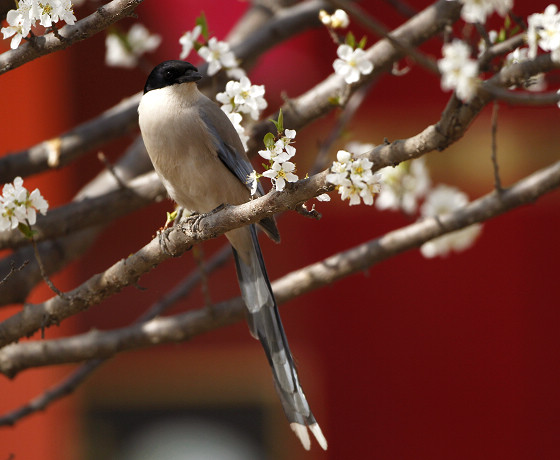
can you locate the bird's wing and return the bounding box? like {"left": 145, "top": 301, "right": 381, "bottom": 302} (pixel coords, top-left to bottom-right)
{"left": 199, "top": 102, "right": 279, "bottom": 242}
{"left": 199, "top": 107, "right": 266, "bottom": 197}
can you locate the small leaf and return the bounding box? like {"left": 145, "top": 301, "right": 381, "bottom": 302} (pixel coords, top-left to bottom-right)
{"left": 263, "top": 132, "right": 275, "bottom": 150}
{"left": 345, "top": 31, "right": 356, "bottom": 48}
{"left": 498, "top": 28, "right": 506, "bottom": 43}
{"left": 196, "top": 12, "right": 209, "bottom": 40}
{"left": 510, "top": 25, "right": 520, "bottom": 36}
{"left": 276, "top": 108, "right": 284, "bottom": 134}
{"left": 328, "top": 96, "right": 341, "bottom": 106}
{"left": 165, "top": 210, "right": 178, "bottom": 227}
{"left": 358, "top": 35, "right": 368, "bottom": 49}
{"left": 18, "top": 222, "right": 35, "bottom": 239}
{"left": 504, "top": 14, "right": 511, "bottom": 30}
{"left": 270, "top": 109, "right": 284, "bottom": 135}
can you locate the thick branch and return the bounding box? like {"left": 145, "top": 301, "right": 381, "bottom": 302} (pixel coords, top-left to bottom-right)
{"left": 0, "top": 0, "right": 145, "bottom": 75}
{"left": 247, "top": 0, "right": 462, "bottom": 156}
{"left": 1, "top": 47, "right": 555, "bottom": 338}
{"left": 0, "top": 171, "right": 164, "bottom": 250}
{"left": 2, "top": 158, "right": 560, "bottom": 376}
{"left": 0, "top": 94, "right": 141, "bottom": 184}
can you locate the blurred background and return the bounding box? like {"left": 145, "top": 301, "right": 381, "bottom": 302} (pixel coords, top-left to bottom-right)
{"left": 1, "top": 0, "right": 559, "bottom": 459}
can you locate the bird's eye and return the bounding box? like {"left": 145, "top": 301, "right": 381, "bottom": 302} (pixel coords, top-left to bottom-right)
{"left": 164, "top": 69, "right": 175, "bottom": 80}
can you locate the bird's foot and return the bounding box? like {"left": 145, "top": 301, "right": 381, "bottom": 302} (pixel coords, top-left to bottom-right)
{"left": 157, "top": 226, "right": 190, "bottom": 257}
{"left": 188, "top": 204, "right": 227, "bottom": 234}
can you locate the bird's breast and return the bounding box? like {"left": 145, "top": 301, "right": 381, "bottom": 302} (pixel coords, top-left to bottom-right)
{"left": 138, "top": 87, "right": 249, "bottom": 213}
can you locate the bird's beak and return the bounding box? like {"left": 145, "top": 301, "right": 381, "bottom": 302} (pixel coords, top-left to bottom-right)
{"left": 178, "top": 72, "right": 203, "bottom": 83}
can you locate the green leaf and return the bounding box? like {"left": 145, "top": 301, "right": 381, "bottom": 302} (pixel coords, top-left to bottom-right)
{"left": 504, "top": 14, "right": 511, "bottom": 30}
{"left": 196, "top": 12, "right": 209, "bottom": 40}
{"left": 264, "top": 132, "right": 276, "bottom": 150}
{"left": 328, "top": 96, "right": 341, "bottom": 106}
{"left": 345, "top": 31, "right": 356, "bottom": 48}
{"left": 270, "top": 109, "right": 284, "bottom": 135}
{"left": 498, "top": 28, "right": 506, "bottom": 42}
{"left": 18, "top": 222, "right": 35, "bottom": 239}
{"left": 166, "top": 210, "right": 178, "bottom": 222}
{"left": 358, "top": 35, "right": 368, "bottom": 49}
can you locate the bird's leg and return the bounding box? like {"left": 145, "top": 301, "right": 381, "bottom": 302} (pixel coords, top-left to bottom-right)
{"left": 157, "top": 208, "right": 194, "bottom": 257}
{"left": 188, "top": 203, "right": 228, "bottom": 234}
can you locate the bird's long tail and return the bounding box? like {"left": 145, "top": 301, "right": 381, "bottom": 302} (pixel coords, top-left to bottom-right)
{"left": 232, "top": 225, "right": 327, "bottom": 451}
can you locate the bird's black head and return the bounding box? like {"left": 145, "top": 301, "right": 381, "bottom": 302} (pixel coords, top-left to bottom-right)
{"left": 143, "top": 60, "right": 203, "bottom": 94}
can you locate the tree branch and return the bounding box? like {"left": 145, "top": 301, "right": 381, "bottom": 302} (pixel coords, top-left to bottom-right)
{"left": 0, "top": 171, "right": 164, "bottom": 250}
{"left": 1, "top": 46, "right": 555, "bottom": 338}
{"left": 2, "top": 158, "right": 560, "bottom": 376}
{"left": 0, "top": 0, "right": 145, "bottom": 75}
{"left": 0, "top": 244, "right": 232, "bottom": 426}
{"left": 247, "top": 0, "right": 462, "bottom": 156}
{"left": 0, "top": 94, "right": 141, "bottom": 184}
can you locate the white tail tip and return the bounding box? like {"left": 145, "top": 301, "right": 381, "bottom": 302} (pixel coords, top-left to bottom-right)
{"left": 290, "top": 422, "right": 328, "bottom": 450}
{"left": 310, "top": 423, "right": 328, "bottom": 450}
{"left": 290, "top": 423, "right": 311, "bottom": 450}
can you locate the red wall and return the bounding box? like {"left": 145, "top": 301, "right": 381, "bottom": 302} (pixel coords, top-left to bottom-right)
{"left": 1, "top": 1, "right": 560, "bottom": 459}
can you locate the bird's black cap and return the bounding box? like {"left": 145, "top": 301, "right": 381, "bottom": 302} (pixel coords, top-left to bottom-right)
{"left": 143, "top": 60, "right": 203, "bottom": 94}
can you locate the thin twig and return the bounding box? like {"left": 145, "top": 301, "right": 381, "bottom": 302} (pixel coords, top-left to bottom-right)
{"left": 0, "top": 260, "right": 28, "bottom": 286}
{"left": 311, "top": 81, "right": 374, "bottom": 174}
{"left": 326, "top": 0, "right": 440, "bottom": 74}
{"left": 0, "top": 244, "right": 232, "bottom": 427}
{"left": 29, "top": 224, "right": 67, "bottom": 300}
{"left": 0, "top": 0, "right": 145, "bottom": 75}
{"left": 381, "top": 0, "right": 417, "bottom": 18}
{"left": 491, "top": 101, "right": 502, "bottom": 192}
{"left": 192, "top": 246, "right": 213, "bottom": 308}
{"left": 97, "top": 152, "right": 127, "bottom": 190}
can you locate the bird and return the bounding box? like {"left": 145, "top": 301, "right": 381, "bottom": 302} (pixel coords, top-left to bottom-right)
{"left": 138, "top": 60, "right": 327, "bottom": 451}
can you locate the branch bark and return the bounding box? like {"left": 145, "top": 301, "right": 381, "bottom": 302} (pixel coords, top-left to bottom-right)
{"left": 2, "top": 158, "right": 560, "bottom": 376}
{"left": 0, "top": 0, "right": 145, "bottom": 75}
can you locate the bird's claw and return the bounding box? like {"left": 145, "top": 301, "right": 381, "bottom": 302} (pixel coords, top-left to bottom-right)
{"left": 157, "top": 226, "right": 185, "bottom": 257}
{"left": 187, "top": 204, "right": 227, "bottom": 234}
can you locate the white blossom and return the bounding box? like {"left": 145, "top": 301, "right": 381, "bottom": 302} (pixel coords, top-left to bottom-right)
{"left": 1, "top": 2, "right": 33, "bottom": 49}
{"left": 344, "top": 141, "right": 374, "bottom": 156}
{"left": 478, "top": 30, "right": 498, "bottom": 57}
{"left": 225, "top": 112, "right": 249, "bottom": 151}
{"left": 179, "top": 25, "right": 201, "bottom": 60}
{"left": 333, "top": 44, "right": 373, "bottom": 84}
{"left": 0, "top": 177, "right": 48, "bottom": 231}
{"left": 1, "top": 0, "right": 77, "bottom": 49}
{"left": 258, "top": 129, "right": 296, "bottom": 164}
{"left": 438, "top": 39, "right": 479, "bottom": 102}
{"left": 419, "top": 185, "right": 482, "bottom": 258}
{"left": 49, "top": 0, "right": 76, "bottom": 26}
{"left": 198, "top": 37, "right": 238, "bottom": 76}
{"left": 319, "top": 9, "right": 349, "bottom": 28}
{"left": 216, "top": 76, "right": 267, "bottom": 120}
{"left": 453, "top": 0, "right": 513, "bottom": 24}
{"left": 105, "top": 24, "right": 161, "bottom": 68}
{"left": 527, "top": 4, "right": 560, "bottom": 62}
{"left": 326, "top": 150, "right": 352, "bottom": 186}
{"left": 327, "top": 149, "right": 380, "bottom": 206}
{"left": 247, "top": 170, "right": 260, "bottom": 197}
{"left": 376, "top": 158, "right": 431, "bottom": 214}
{"left": 262, "top": 161, "right": 298, "bottom": 192}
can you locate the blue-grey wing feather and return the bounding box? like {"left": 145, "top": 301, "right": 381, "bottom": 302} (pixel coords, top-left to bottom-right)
{"left": 200, "top": 111, "right": 266, "bottom": 197}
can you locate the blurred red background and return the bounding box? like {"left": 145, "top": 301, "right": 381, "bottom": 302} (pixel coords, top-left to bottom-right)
{"left": 1, "top": 1, "right": 559, "bottom": 459}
